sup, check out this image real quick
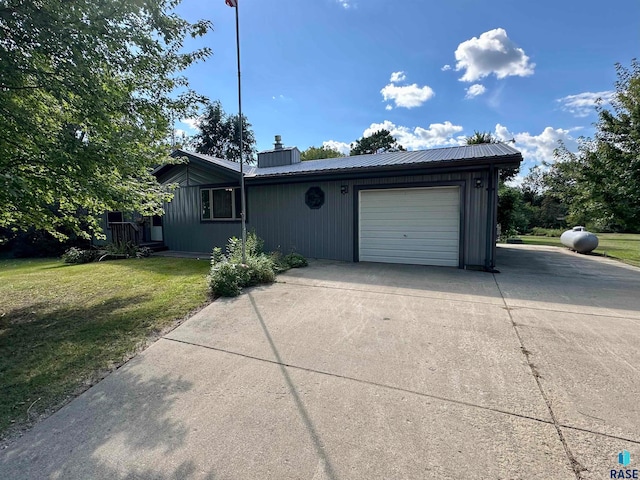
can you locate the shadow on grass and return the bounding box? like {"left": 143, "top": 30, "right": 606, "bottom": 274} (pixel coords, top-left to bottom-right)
{"left": 0, "top": 294, "right": 159, "bottom": 435}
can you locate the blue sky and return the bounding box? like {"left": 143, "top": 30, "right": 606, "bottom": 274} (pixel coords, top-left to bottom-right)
{"left": 174, "top": 0, "right": 640, "bottom": 180}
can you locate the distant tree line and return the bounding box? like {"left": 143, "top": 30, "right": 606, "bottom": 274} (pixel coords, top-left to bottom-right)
{"left": 495, "top": 60, "right": 640, "bottom": 236}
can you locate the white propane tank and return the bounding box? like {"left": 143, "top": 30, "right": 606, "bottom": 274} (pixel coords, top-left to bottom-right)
{"left": 560, "top": 226, "right": 599, "bottom": 253}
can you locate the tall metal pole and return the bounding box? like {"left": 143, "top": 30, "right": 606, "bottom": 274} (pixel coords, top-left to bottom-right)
{"left": 234, "top": 2, "right": 247, "bottom": 263}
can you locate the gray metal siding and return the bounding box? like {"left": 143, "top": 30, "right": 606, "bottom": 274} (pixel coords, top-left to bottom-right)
{"left": 162, "top": 186, "right": 242, "bottom": 253}
{"left": 157, "top": 164, "right": 237, "bottom": 187}
{"left": 248, "top": 170, "right": 491, "bottom": 267}
{"left": 257, "top": 148, "right": 302, "bottom": 168}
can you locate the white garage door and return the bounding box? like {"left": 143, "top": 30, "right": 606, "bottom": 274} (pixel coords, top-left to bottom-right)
{"left": 359, "top": 187, "right": 460, "bottom": 267}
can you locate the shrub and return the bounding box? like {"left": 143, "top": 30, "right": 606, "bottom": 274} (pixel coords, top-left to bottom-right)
{"left": 226, "top": 231, "right": 264, "bottom": 262}
{"left": 136, "top": 246, "right": 153, "bottom": 258}
{"left": 208, "top": 261, "right": 243, "bottom": 297}
{"left": 530, "top": 227, "right": 564, "bottom": 237}
{"left": 284, "top": 252, "right": 308, "bottom": 268}
{"left": 105, "top": 241, "right": 139, "bottom": 257}
{"left": 269, "top": 251, "right": 290, "bottom": 273}
{"left": 62, "top": 247, "right": 98, "bottom": 264}
{"left": 208, "top": 234, "right": 304, "bottom": 297}
{"left": 243, "top": 255, "right": 276, "bottom": 286}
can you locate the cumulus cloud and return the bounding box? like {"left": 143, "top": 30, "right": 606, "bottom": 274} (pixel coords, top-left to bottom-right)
{"left": 179, "top": 117, "right": 200, "bottom": 131}
{"left": 335, "top": 0, "right": 351, "bottom": 8}
{"left": 389, "top": 71, "right": 406, "bottom": 83}
{"left": 380, "top": 83, "right": 435, "bottom": 109}
{"left": 441, "top": 64, "right": 452, "bottom": 71}
{"left": 465, "top": 84, "right": 486, "bottom": 99}
{"left": 322, "top": 140, "right": 351, "bottom": 156}
{"left": 454, "top": 28, "right": 535, "bottom": 82}
{"left": 494, "top": 123, "right": 578, "bottom": 166}
{"left": 380, "top": 71, "right": 435, "bottom": 109}
{"left": 363, "top": 120, "right": 464, "bottom": 150}
{"left": 556, "top": 91, "right": 615, "bottom": 117}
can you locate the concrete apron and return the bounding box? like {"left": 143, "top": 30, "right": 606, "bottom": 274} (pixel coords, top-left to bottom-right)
{"left": 1, "top": 246, "right": 639, "bottom": 479}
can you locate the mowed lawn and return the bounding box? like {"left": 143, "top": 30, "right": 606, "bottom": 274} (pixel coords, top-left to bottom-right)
{"left": 520, "top": 233, "right": 640, "bottom": 267}
{"left": 0, "top": 257, "right": 211, "bottom": 437}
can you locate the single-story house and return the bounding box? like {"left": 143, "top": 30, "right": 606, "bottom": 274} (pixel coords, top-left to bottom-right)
{"left": 108, "top": 138, "right": 522, "bottom": 270}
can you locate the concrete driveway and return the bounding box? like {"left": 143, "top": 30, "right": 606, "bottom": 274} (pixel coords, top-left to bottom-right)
{"left": 1, "top": 245, "right": 639, "bottom": 479}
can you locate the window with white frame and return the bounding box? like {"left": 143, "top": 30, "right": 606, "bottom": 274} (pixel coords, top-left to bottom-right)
{"left": 201, "top": 187, "right": 242, "bottom": 220}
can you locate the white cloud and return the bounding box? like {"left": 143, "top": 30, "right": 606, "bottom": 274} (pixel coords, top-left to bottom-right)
{"left": 322, "top": 140, "right": 351, "bottom": 155}
{"left": 494, "top": 123, "right": 578, "bottom": 166}
{"left": 454, "top": 28, "right": 535, "bottom": 82}
{"left": 335, "top": 0, "right": 351, "bottom": 8}
{"left": 385, "top": 104, "right": 393, "bottom": 111}
{"left": 389, "top": 71, "right": 406, "bottom": 83}
{"left": 380, "top": 83, "right": 435, "bottom": 109}
{"left": 363, "top": 120, "right": 464, "bottom": 150}
{"left": 465, "top": 84, "right": 486, "bottom": 99}
{"left": 556, "top": 90, "right": 615, "bottom": 117}
{"left": 441, "top": 64, "right": 451, "bottom": 71}
{"left": 179, "top": 117, "right": 200, "bottom": 131}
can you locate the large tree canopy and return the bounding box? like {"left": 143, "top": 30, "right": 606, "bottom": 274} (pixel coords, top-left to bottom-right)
{"left": 548, "top": 60, "right": 640, "bottom": 232}
{"left": 0, "top": 0, "right": 212, "bottom": 239}
{"left": 350, "top": 129, "right": 405, "bottom": 156}
{"left": 300, "top": 145, "right": 345, "bottom": 161}
{"left": 192, "top": 101, "right": 256, "bottom": 163}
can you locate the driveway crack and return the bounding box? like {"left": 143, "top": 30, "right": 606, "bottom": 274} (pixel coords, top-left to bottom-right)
{"left": 492, "top": 274, "right": 588, "bottom": 479}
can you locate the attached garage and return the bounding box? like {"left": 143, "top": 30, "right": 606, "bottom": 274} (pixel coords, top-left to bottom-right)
{"left": 358, "top": 186, "right": 461, "bottom": 267}
{"left": 155, "top": 143, "right": 523, "bottom": 270}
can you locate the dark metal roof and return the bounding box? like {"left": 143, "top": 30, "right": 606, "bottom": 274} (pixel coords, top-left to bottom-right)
{"left": 172, "top": 150, "right": 243, "bottom": 172}
{"left": 248, "top": 143, "right": 521, "bottom": 178}
{"left": 165, "top": 144, "right": 522, "bottom": 179}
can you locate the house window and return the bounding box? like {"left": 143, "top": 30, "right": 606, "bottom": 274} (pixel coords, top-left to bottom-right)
{"left": 107, "top": 211, "right": 123, "bottom": 228}
{"left": 201, "top": 188, "right": 242, "bottom": 221}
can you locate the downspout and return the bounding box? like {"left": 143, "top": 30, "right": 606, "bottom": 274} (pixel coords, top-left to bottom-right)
{"left": 484, "top": 164, "right": 498, "bottom": 272}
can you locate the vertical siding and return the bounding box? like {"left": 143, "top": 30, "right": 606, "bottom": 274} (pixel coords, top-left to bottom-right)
{"left": 163, "top": 186, "right": 242, "bottom": 253}
{"left": 248, "top": 170, "right": 492, "bottom": 267}
{"left": 157, "top": 163, "right": 238, "bottom": 186}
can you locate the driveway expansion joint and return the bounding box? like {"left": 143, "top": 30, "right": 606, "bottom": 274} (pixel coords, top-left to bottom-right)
{"left": 162, "top": 336, "right": 553, "bottom": 428}
{"left": 493, "top": 274, "right": 588, "bottom": 480}
{"left": 276, "top": 279, "right": 502, "bottom": 308}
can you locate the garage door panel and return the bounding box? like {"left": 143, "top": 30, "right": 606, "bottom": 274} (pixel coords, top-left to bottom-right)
{"left": 360, "top": 239, "right": 460, "bottom": 249}
{"left": 359, "top": 187, "right": 460, "bottom": 267}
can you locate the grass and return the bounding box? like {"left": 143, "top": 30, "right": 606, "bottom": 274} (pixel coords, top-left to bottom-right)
{"left": 518, "top": 233, "right": 640, "bottom": 267}
{"left": 0, "top": 256, "right": 211, "bottom": 438}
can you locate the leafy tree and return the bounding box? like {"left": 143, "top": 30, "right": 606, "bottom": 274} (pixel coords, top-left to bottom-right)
{"left": 350, "top": 129, "right": 405, "bottom": 156}
{"left": 300, "top": 146, "right": 346, "bottom": 161}
{"left": 192, "top": 101, "right": 257, "bottom": 163}
{"left": 465, "top": 130, "right": 518, "bottom": 182}
{"left": 465, "top": 131, "right": 498, "bottom": 145}
{"left": 0, "top": 0, "right": 211, "bottom": 240}
{"left": 521, "top": 166, "right": 567, "bottom": 229}
{"left": 549, "top": 60, "right": 640, "bottom": 232}
{"left": 497, "top": 184, "right": 530, "bottom": 236}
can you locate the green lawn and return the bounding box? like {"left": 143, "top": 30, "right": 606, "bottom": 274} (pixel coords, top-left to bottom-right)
{"left": 0, "top": 257, "right": 211, "bottom": 438}
{"left": 519, "top": 233, "right": 640, "bottom": 267}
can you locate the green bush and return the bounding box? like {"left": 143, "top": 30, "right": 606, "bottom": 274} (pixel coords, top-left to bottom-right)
{"left": 243, "top": 255, "right": 276, "bottom": 285}
{"left": 105, "top": 241, "right": 139, "bottom": 257}
{"left": 208, "top": 234, "right": 305, "bottom": 297}
{"left": 284, "top": 252, "right": 308, "bottom": 268}
{"left": 530, "top": 227, "right": 564, "bottom": 237}
{"left": 62, "top": 247, "right": 98, "bottom": 264}
{"left": 226, "top": 231, "right": 264, "bottom": 261}
{"left": 208, "top": 261, "right": 243, "bottom": 297}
